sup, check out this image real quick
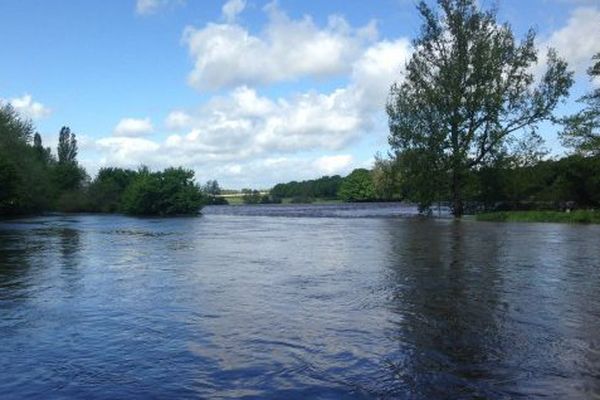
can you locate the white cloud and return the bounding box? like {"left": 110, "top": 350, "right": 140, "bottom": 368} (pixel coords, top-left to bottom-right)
{"left": 162, "top": 85, "right": 366, "bottom": 159}
{"left": 542, "top": 6, "right": 600, "bottom": 75}
{"left": 135, "top": 0, "right": 184, "bottom": 15}
{"left": 6, "top": 94, "right": 51, "bottom": 119}
{"left": 351, "top": 39, "right": 411, "bottom": 110}
{"left": 93, "top": 34, "right": 411, "bottom": 186}
{"left": 96, "top": 137, "right": 161, "bottom": 166}
{"left": 222, "top": 0, "right": 246, "bottom": 23}
{"left": 165, "top": 110, "right": 193, "bottom": 130}
{"left": 113, "top": 117, "right": 154, "bottom": 137}
{"left": 197, "top": 155, "right": 356, "bottom": 188}
{"left": 183, "top": 4, "right": 376, "bottom": 90}
{"left": 91, "top": 4, "right": 413, "bottom": 187}
{"left": 313, "top": 155, "right": 353, "bottom": 175}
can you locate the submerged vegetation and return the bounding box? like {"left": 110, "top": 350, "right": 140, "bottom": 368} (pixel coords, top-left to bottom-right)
{"left": 476, "top": 210, "right": 600, "bottom": 224}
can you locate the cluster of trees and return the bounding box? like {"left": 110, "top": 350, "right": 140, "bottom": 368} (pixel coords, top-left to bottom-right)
{"left": 0, "top": 104, "right": 205, "bottom": 217}
{"left": 474, "top": 155, "right": 600, "bottom": 211}
{"left": 383, "top": 0, "right": 599, "bottom": 217}
{"left": 268, "top": 169, "right": 386, "bottom": 203}
{"left": 240, "top": 189, "right": 280, "bottom": 204}
{"left": 0, "top": 106, "right": 85, "bottom": 215}
{"left": 92, "top": 167, "right": 204, "bottom": 216}
{"left": 270, "top": 175, "right": 344, "bottom": 202}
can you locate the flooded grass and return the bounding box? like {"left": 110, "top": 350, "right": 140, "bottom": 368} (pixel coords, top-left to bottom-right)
{"left": 476, "top": 210, "right": 600, "bottom": 223}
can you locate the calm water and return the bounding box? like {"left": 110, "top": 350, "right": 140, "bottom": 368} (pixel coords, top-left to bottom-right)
{"left": 1, "top": 203, "right": 599, "bottom": 399}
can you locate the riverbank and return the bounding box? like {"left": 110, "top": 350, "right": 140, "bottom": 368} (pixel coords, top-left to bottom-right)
{"left": 476, "top": 210, "right": 600, "bottom": 224}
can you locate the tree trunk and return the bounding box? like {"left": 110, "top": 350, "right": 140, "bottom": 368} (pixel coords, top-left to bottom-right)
{"left": 452, "top": 169, "right": 464, "bottom": 218}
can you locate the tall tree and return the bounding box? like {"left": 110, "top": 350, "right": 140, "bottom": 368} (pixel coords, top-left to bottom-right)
{"left": 560, "top": 53, "right": 600, "bottom": 156}
{"left": 386, "top": 0, "right": 573, "bottom": 217}
{"left": 57, "top": 126, "right": 77, "bottom": 165}
{"left": 32, "top": 132, "right": 52, "bottom": 163}
{"left": 54, "top": 126, "right": 85, "bottom": 192}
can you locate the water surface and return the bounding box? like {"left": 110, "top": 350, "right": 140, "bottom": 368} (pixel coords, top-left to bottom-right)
{"left": 1, "top": 203, "right": 599, "bottom": 399}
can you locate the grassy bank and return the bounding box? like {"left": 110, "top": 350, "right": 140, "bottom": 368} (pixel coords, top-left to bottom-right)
{"left": 476, "top": 210, "right": 600, "bottom": 224}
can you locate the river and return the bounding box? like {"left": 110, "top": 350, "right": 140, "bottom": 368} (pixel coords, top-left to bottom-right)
{"left": 1, "top": 203, "right": 599, "bottom": 399}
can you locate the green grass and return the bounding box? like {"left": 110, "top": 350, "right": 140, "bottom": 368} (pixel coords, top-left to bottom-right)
{"left": 476, "top": 210, "right": 600, "bottom": 224}
{"left": 222, "top": 195, "right": 244, "bottom": 205}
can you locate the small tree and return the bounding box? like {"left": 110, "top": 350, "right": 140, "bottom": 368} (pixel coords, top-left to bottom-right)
{"left": 387, "top": 0, "right": 573, "bottom": 217}
{"left": 560, "top": 53, "right": 600, "bottom": 156}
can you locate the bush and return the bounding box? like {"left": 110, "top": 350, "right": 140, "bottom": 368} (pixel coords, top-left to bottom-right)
{"left": 121, "top": 168, "right": 204, "bottom": 216}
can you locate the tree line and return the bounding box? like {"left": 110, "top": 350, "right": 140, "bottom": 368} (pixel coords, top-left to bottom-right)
{"left": 0, "top": 105, "right": 205, "bottom": 217}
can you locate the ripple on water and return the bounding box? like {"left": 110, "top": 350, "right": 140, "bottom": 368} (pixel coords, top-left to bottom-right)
{"left": 0, "top": 206, "right": 599, "bottom": 399}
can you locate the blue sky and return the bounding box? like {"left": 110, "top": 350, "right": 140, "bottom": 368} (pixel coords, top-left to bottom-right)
{"left": 1, "top": 0, "right": 599, "bottom": 188}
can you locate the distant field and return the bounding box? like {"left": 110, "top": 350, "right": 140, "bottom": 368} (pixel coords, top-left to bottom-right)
{"left": 476, "top": 210, "right": 600, "bottom": 224}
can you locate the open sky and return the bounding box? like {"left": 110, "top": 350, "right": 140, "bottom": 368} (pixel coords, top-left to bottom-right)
{"left": 1, "top": 0, "right": 599, "bottom": 188}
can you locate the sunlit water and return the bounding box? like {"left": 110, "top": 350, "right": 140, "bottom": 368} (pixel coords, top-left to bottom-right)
{"left": 1, "top": 203, "right": 599, "bottom": 399}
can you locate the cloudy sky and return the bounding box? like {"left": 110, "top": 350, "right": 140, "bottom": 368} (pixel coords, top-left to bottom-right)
{"left": 1, "top": 0, "right": 599, "bottom": 188}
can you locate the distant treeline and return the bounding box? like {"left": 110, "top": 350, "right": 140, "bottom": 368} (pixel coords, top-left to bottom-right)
{"left": 0, "top": 104, "right": 205, "bottom": 217}
{"left": 270, "top": 175, "right": 343, "bottom": 202}
{"left": 269, "top": 168, "right": 385, "bottom": 203}
{"left": 267, "top": 154, "right": 600, "bottom": 211}
{"left": 471, "top": 155, "right": 600, "bottom": 212}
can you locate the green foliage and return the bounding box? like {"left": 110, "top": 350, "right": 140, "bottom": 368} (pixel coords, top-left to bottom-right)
{"left": 241, "top": 189, "right": 262, "bottom": 204}
{"left": 472, "top": 155, "right": 600, "bottom": 210}
{"left": 372, "top": 154, "right": 403, "bottom": 201}
{"left": 261, "top": 194, "right": 282, "bottom": 204}
{"left": 121, "top": 168, "right": 204, "bottom": 216}
{"left": 88, "top": 167, "right": 138, "bottom": 212}
{"left": 0, "top": 105, "right": 54, "bottom": 215}
{"left": 203, "top": 180, "right": 221, "bottom": 196}
{"left": 0, "top": 157, "right": 19, "bottom": 213}
{"left": 387, "top": 0, "right": 573, "bottom": 216}
{"left": 57, "top": 126, "right": 77, "bottom": 164}
{"left": 339, "top": 169, "right": 376, "bottom": 202}
{"left": 476, "top": 210, "right": 600, "bottom": 224}
{"left": 560, "top": 52, "right": 600, "bottom": 156}
{"left": 53, "top": 126, "right": 86, "bottom": 193}
{"left": 202, "top": 180, "right": 229, "bottom": 205}
{"left": 55, "top": 190, "right": 92, "bottom": 213}
{"left": 270, "top": 175, "right": 343, "bottom": 200}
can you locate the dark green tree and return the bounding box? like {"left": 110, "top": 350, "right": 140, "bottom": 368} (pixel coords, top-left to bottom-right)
{"left": 88, "top": 167, "right": 138, "bottom": 212}
{"left": 0, "top": 105, "right": 53, "bottom": 214}
{"left": 560, "top": 53, "right": 600, "bottom": 156}
{"left": 54, "top": 126, "right": 86, "bottom": 193}
{"left": 57, "top": 126, "right": 77, "bottom": 164}
{"left": 32, "top": 133, "right": 52, "bottom": 163}
{"left": 121, "top": 167, "right": 204, "bottom": 215}
{"left": 387, "top": 0, "right": 573, "bottom": 216}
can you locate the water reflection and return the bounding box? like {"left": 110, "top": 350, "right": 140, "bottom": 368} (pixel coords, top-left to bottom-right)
{"left": 0, "top": 209, "right": 599, "bottom": 399}
{"left": 379, "top": 219, "right": 600, "bottom": 398}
